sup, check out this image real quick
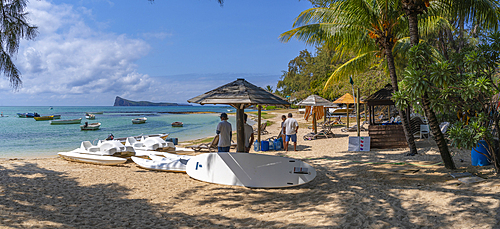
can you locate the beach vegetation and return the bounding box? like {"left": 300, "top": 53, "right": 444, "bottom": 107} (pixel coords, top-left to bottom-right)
{"left": 280, "top": 0, "right": 421, "bottom": 154}
{"left": 394, "top": 32, "right": 500, "bottom": 173}
{"left": 0, "top": 0, "right": 38, "bottom": 90}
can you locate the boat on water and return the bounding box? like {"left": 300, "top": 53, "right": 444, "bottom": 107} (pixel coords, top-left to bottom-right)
{"left": 81, "top": 122, "right": 101, "bottom": 130}
{"left": 17, "top": 112, "right": 40, "bottom": 118}
{"left": 1, "top": 113, "right": 8, "bottom": 117}
{"left": 171, "top": 121, "right": 183, "bottom": 127}
{"left": 88, "top": 111, "right": 104, "bottom": 114}
{"left": 34, "top": 115, "right": 54, "bottom": 121}
{"left": 50, "top": 118, "right": 82, "bottom": 125}
{"left": 132, "top": 117, "right": 147, "bottom": 124}
{"left": 58, "top": 152, "right": 127, "bottom": 166}
{"left": 52, "top": 114, "right": 61, "bottom": 119}
{"left": 85, "top": 113, "right": 96, "bottom": 120}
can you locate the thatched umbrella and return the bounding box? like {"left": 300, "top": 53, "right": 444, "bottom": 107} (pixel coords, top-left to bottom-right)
{"left": 332, "top": 93, "right": 365, "bottom": 129}
{"left": 297, "top": 95, "right": 335, "bottom": 134}
{"left": 187, "top": 78, "right": 290, "bottom": 152}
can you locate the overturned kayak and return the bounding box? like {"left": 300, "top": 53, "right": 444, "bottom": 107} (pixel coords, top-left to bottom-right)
{"left": 58, "top": 152, "right": 127, "bottom": 166}
{"left": 131, "top": 153, "right": 192, "bottom": 172}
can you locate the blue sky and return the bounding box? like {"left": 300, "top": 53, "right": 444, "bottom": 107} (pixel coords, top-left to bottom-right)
{"left": 0, "top": 0, "right": 312, "bottom": 106}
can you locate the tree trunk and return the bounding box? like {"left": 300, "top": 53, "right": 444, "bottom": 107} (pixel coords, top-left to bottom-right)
{"left": 405, "top": 6, "right": 455, "bottom": 168}
{"left": 407, "top": 11, "right": 420, "bottom": 46}
{"left": 385, "top": 46, "right": 418, "bottom": 154}
{"left": 421, "top": 93, "right": 456, "bottom": 169}
{"left": 492, "top": 114, "right": 500, "bottom": 173}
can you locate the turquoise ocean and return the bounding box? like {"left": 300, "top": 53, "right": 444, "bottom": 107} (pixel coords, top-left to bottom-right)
{"left": 0, "top": 106, "right": 243, "bottom": 158}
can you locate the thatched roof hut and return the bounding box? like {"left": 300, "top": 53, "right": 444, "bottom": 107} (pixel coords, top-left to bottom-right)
{"left": 188, "top": 78, "right": 290, "bottom": 152}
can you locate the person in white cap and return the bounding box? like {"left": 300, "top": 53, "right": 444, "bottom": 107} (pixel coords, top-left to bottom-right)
{"left": 216, "top": 113, "right": 232, "bottom": 152}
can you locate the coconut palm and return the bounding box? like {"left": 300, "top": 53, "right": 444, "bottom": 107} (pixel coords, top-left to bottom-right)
{"left": 0, "top": 0, "right": 38, "bottom": 90}
{"left": 402, "top": 0, "right": 500, "bottom": 169}
{"left": 280, "top": 0, "right": 421, "bottom": 154}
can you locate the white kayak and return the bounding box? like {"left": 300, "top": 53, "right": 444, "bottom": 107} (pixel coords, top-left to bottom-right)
{"left": 186, "top": 152, "right": 316, "bottom": 188}
{"left": 131, "top": 155, "right": 189, "bottom": 172}
{"left": 58, "top": 152, "right": 127, "bottom": 166}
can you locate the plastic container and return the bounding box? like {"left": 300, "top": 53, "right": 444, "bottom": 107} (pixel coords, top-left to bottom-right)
{"left": 274, "top": 138, "right": 282, "bottom": 151}
{"left": 254, "top": 140, "right": 260, "bottom": 152}
{"left": 165, "top": 138, "right": 178, "bottom": 145}
{"left": 268, "top": 140, "right": 275, "bottom": 151}
{"left": 260, "top": 140, "right": 269, "bottom": 151}
{"left": 471, "top": 140, "right": 491, "bottom": 166}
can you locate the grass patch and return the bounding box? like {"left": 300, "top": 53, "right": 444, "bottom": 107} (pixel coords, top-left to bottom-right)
{"left": 248, "top": 111, "right": 276, "bottom": 119}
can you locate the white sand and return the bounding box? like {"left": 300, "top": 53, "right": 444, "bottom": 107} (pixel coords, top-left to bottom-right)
{"left": 0, "top": 109, "right": 499, "bottom": 228}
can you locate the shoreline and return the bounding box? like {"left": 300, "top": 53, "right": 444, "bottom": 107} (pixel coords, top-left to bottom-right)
{"left": 1, "top": 108, "right": 499, "bottom": 228}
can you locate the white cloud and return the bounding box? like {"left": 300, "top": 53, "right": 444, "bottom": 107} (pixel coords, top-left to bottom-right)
{"left": 1, "top": 0, "right": 159, "bottom": 105}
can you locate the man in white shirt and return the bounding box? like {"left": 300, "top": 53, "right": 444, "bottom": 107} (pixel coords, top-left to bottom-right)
{"left": 216, "top": 113, "right": 232, "bottom": 152}
{"left": 283, "top": 113, "right": 299, "bottom": 151}
{"left": 243, "top": 113, "right": 254, "bottom": 152}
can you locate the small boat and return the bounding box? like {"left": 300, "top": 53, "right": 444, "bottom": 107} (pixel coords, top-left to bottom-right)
{"left": 58, "top": 152, "right": 127, "bottom": 166}
{"left": 50, "top": 118, "right": 82, "bottom": 125}
{"left": 171, "top": 121, "right": 183, "bottom": 127}
{"left": 88, "top": 111, "right": 104, "bottom": 114}
{"left": 132, "top": 117, "right": 147, "bottom": 124}
{"left": 52, "top": 114, "right": 61, "bottom": 119}
{"left": 81, "top": 122, "right": 101, "bottom": 130}
{"left": 34, "top": 115, "right": 54, "bottom": 121}
{"left": 1, "top": 113, "right": 8, "bottom": 117}
{"left": 18, "top": 112, "right": 39, "bottom": 118}
{"left": 85, "top": 113, "right": 96, "bottom": 120}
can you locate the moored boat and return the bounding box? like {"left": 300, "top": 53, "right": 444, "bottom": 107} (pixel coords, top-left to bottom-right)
{"left": 34, "top": 115, "right": 54, "bottom": 121}
{"left": 18, "top": 112, "right": 40, "bottom": 118}
{"left": 81, "top": 122, "right": 101, "bottom": 130}
{"left": 171, "top": 121, "right": 183, "bottom": 127}
{"left": 85, "top": 113, "right": 96, "bottom": 120}
{"left": 132, "top": 117, "right": 147, "bottom": 124}
{"left": 50, "top": 118, "right": 82, "bottom": 125}
{"left": 52, "top": 114, "right": 61, "bottom": 119}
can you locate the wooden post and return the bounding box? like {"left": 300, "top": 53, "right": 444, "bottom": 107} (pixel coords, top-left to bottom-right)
{"left": 258, "top": 105, "right": 261, "bottom": 147}
{"left": 313, "top": 107, "right": 317, "bottom": 134}
{"left": 346, "top": 103, "right": 349, "bottom": 129}
{"left": 324, "top": 107, "right": 327, "bottom": 123}
{"left": 236, "top": 105, "right": 245, "bottom": 152}
{"left": 364, "top": 104, "right": 367, "bottom": 122}
{"left": 357, "top": 88, "right": 361, "bottom": 137}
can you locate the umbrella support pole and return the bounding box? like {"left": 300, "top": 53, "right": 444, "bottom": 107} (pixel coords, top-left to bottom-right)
{"left": 236, "top": 106, "right": 246, "bottom": 152}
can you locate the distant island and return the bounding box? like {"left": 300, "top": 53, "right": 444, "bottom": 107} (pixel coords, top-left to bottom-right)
{"left": 113, "top": 96, "right": 191, "bottom": 106}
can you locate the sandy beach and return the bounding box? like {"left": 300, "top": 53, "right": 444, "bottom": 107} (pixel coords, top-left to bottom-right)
{"left": 1, "top": 109, "right": 499, "bottom": 228}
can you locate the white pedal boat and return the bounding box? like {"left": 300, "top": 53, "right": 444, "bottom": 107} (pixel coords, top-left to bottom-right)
{"left": 131, "top": 153, "right": 192, "bottom": 172}
{"left": 58, "top": 152, "right": 127, "bottom": 166}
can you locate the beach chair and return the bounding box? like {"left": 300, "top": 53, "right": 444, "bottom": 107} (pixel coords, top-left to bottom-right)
{"left": 341, "top": 121, "right": 368, "bottom": 132}
{"left": 420, "top": 124, "right": 430, "bottom": 139}
{"left": 254, "top": 122, "right": 269, "bottom": 135}
{"left": 186, "top": 135, "right": 219, "bottom": 152}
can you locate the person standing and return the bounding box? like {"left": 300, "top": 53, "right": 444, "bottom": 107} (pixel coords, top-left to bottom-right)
{"left": 243, "top": 113, "right": 254, "bottom": 153}
{"left": 280, "top": 115, "right": 287, "bottom": 140}
{"left": 216, "top": 113, "right": 232, "bottom": 152}
{"left": 283, "top": 113, "right": 299, "bottom": 151}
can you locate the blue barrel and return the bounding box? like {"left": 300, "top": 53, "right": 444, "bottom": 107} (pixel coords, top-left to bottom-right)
{"left": 260, "top": 140, "right": 269, "bottom": 151}
{"left": 471, "top": 140, "right": 491, "bottom": 166}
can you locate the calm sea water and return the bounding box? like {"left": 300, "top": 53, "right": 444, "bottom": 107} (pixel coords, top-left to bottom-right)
{"left": 0, "top": 106, "right": 243, "bottom": 158}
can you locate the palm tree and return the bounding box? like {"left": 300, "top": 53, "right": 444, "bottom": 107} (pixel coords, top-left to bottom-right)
{"left": 280, "top": 0, "right": 420, "bottom": 154}
{"left": 0, "top": 0, "right": 38, "bottom": 90}
{"left": 402, "top": 0, "right": 500, "bottom": 169}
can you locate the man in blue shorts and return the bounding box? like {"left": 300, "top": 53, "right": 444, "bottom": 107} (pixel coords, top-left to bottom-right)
{"left": 216, "top": 113, "right": 232, "bottom": 152}
{"left": 283, "top": 113, "right": 299, "bottom": 151}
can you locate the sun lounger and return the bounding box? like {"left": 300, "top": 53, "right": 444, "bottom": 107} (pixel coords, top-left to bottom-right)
{"left": 254, "top": 122, "right": 268, "bottom": 135}
{"left": 186, "top": 135, "right": 219, "bottom": 152}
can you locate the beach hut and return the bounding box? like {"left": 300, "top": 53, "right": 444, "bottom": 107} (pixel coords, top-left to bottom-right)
{"left": 187, "top": 78, "right": 290, "bottom": 152}
{"left": 365, "top": 84, "right": 408, "bottom": 148}
{"left": 296, "top": 95, "right": 335, "bottom": 134}
{"left": 332, "top": 93, "right": 365, "bottom": 130}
